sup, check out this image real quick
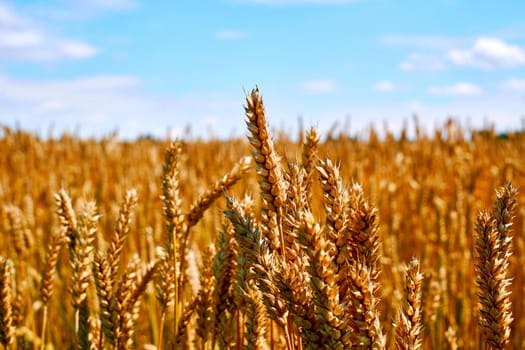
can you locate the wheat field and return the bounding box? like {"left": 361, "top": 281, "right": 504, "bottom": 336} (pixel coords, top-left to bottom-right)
{"left": 0, "top": 88, "right": 524, "bottom": 349}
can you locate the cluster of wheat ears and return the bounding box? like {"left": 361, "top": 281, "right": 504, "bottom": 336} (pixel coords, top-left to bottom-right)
{"left": 0, "top": 88, "right": 523, "bottom": 349}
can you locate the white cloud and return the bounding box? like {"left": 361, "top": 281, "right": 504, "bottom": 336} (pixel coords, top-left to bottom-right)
{"left": 215, "top": 30, "right": 248, "bottom": 40}
{"left": 381, "top": 34, "right": 467, "bottom": 50}
{"left": 26, "top": 0, "right": 137, "bottom": 20}
{"left": 0, "top": 73, "right": 243, "bottom": 139}
{"left": 501, "top": 78, "right": 525, "bottom": 92}
{"left": 427, "top": 82, "right": 483, "bottom": 96}
{"left": 373, "top": 80, "right": 395, "bottom": 92}
{"left": 300, "top": 80, "right": 337, "bottom": 94}
{"left": 0, "top": 2, "right": 26, "bottom": 26}
{"left": 0, "top": 2, "right": 97, "bottom": 61}
{"left": 447, "top": 37, "right": 525, "bottom": 69}
{"left": 400, "top": 53, "right": 445, "bottom": 71}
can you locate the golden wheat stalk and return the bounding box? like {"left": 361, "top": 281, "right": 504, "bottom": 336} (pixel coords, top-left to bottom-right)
{"left": 347, "top": 183, "right": 382, "bottom": 284}
{"left": 71, "top": 201, "right": 99, "bottom": 350}
{"left": 244, "top": 87, "right": 288, "bottom": 255}
{"left": 55, "top": 189, "right": 78, "bottom": 239}
{"left": 297, "top": 209, "right": 350, "bottom": 349}
{"left": 108, "top": 189, "right": 138, "bottom": 290}
{"left": 317, "top": 157, "right": 351, "bottom": 295}
{"left": 394, "top": 257, "right": 424, "bottom": 350}
{"left": 3, "top": 204, "right": 33, "bottom": 258}
{"left": 242, "top": 286, "right": 267, "bottom": 350}
{"left": 187, "top": 156, "right": 251, "bottom": 228}
{"left": 0, "top": 256, "right": 14, "bottom": 349}
{"left": 474, "top": 210, "right": 513, "bottom": 350}
{"left": 301, "top": 126, "right": 320, "bottom": 207}
{"left": 160, "top": 141, "right": 186, "bottom": 338}
{"left": 195, "top": 245, "right": 215, "bottom": 349}
{"left": 93, "top": 252, "right": 117, "bottom": 347}
{"left": 40, "top": 227, "right": 67, "bottom": 350}
{"left": 212, "top": 223, "right": 238, "bottom": 348}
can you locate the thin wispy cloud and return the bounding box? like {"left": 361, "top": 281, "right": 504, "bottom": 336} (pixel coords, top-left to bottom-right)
{"left": 501, "top": 78, "right": 525, "bottom": 92}
{"left": 20, "top": 0, "right": 137, "bottom": 23}
{"left": 215, "top": 30, "right": 248, "bottom": 40}
{"left": 427, "top": 82, "right": 483, "bottom": 96}
{"left": 400, "top": 53, "right": 445, "bottom": 71}
{"left": 0, "top": 73, "right": 242, "bottom": 139}
{"left": 373, "top": 80, "right": 395, "bottom": 92}
{"left": 447, "top": 37, "right": 525, "bottom": 69}
{"left": 86, "top": 0, "right": 138, "bottom": 10}
{"left": 0, "top": 2, "right": 97, "bottom": 61}
{"left": 300, "top": 79, "right": 337, "bottom": 94}
{"left": 381, "top": 34, "right": 467, "bottom": 50}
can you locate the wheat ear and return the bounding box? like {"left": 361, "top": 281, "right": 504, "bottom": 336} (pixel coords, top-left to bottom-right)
{"left": 0, "top": 256, "right": 14, "bottom": 349}
{"left": 40, "top": 228, "right": 67, "bottom": 350}
{"left": 107, "top": 189, "right": 138, "bottom": 290}
{"left": 244, "top": 87, "right": 288, "bottom": 255}
{"left": 212, "top": 224, "right": 238, "bottom": 348}
{"left": 301, "top": 126, "right": 320, "bottom": 207}
{"left": 394, "top": 257, "right": 424, "bottom": 350}
{"left": 474, "top": 211, "right": 513, "bottom": 350}
{"left": 71, "top": 201, "right": 99, "bottom": 350}
{"left": 195, "top": 245, "right": 215, "bottom": 349}
{"left": 187, "top": 156, "right": 251, "bottom": 228}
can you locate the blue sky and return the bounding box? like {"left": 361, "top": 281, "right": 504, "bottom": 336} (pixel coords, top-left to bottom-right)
{"left": 0, "top": 0, "right": 524, "bottom": 139}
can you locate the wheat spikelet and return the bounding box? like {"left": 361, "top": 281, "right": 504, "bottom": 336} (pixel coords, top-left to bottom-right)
{"left": 270, "top": 255, "right": 316, "bottom": 348}
{"left": 3, "top": 204, "right": 33, "bottom": 258}
{"left": 159, "top": 141, "right": 188, "bottom": 346}
{"left": 347, "top": 183, "right": 382, "bottom": 285}
{"left": 195, "top": 245, "right": 215, "bottom": 348}
{"left": 301, "top": 126, "right": 320, "bottom": 207}
{"left": 244, "top": 87, "right": 288, "bottom": 254}
{"left": 155, "top": 248, "right": 175, "bottom": 311}
{"left": 281, "top": 161, "right": 308, "bottom": 263}
{"left": 0, "top": 256, "right": 14, "bottom": 348}
{"left": 185, "top": 250, "right": 200, "bottom": 298}
{"left": 187, "top": 155, "right": 251, "bottom": 228}
{"left": 345, "top": 259, "right": 386, "bottom": 349}
{"left": 40, "top": 227, "right": 67, "bottom": 350}
{"left": 250, "top": 242, "right": 287, "bottom": 328}
{"left": 41, "top": 228, "right": 67, "bottom": 305}
{"left": 492, "top": 183, "right": 518, "bottom": 260}
{"left": 55, "top": 189, "right": 77, "bottom": 239}
{"left": 394, "top": 257, "right": 424, "bottom": 350}
{"left": 297, "top": 209, "right": 351, "bottom": 349}
{"left": 226, "top": 196, "right": 288, "bottom": 341}
{"left": 155, "top": 248, "right": 175, "bottom": 350}
{"left": 161, "top": 141, "right": 186, "bottom": 263}
{"left": 317, "top": 157, "right": 351, "bottom": 298}
{"left": 474, "top": 211, "right": 513, "bottom": 349}
{"left": 114, "top": 255, "right": 140, "bottom": 350}
{"left": 242, "top": 286, "right": 267, "bottom": 350}
{"left": 212, "top": 224, "right": 238, "bottom": 348}
{"left": 93, "top": 252, "right": 117, "bottom": 346}
{"left": 175, "top": 297, "right": 198, "bottom": 348}
{"left": 88, "top": 316, "right": 101, "bottom": 350}
{"left": 225, "top": 196, "right": 260, "bottom": 298}
{"left": 117, "top": 256, "right": 160, "bottom": 350}
{"left": 71, "top": 201, "right": 99, "bottom": 308}
{"left": 71, "top": 201, "right": 99, "bottom": 350}
{"left": 108, "top": 189, "right": 138, "bottom": 290}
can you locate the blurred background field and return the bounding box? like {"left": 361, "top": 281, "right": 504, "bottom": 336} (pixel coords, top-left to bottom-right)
{"left": 1, "top": 115, "right": 524, "bottom": 348}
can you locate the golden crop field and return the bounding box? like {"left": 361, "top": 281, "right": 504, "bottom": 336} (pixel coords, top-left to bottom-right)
{"left": 0, "top": 88, "right": 524, "bottom": 349}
